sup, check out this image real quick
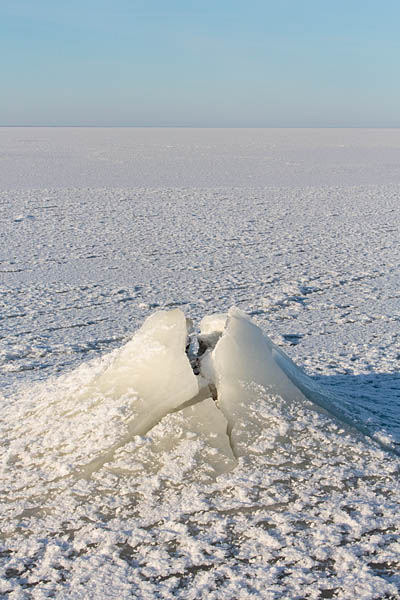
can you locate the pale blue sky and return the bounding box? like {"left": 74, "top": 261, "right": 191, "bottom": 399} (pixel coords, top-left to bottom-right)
{"left": 1, "top": 0, "right": 399, "bottom": 126}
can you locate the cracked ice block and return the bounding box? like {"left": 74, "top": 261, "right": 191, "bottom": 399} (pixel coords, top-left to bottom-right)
{"left": 89, "top": 308, "right": 200, "bottom": 436}
{"left": 200, "top": 308, "right": 324, "bottom": 456}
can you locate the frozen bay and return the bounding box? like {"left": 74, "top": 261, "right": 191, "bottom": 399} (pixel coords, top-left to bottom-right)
{"left": 1, "top": 128, "right": 400, "bottom": 599}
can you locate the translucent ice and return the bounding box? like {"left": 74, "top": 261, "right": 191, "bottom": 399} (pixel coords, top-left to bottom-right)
{"left": 87, "top": 308, "right": 199, "bottom": 436}
{"left": 199, "top": 307, "right": 359, "bottom": 457}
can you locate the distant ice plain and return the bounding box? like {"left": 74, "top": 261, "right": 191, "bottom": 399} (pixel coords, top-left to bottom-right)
{"left": 1, "top": 128, "right": 400, "bottom": 599}
{"left": 2, "top": 127, "right": 400, "bottom": 189}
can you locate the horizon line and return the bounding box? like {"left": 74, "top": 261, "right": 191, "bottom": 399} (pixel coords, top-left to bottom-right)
{"left": 1, "top": 125, "right": 400, "bottom": 129}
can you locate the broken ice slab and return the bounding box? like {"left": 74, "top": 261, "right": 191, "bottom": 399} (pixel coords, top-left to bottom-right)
{"left": 82, "top": 308, "right": 199, "bottom": 437}
{"left": 198, "top": 313, "right": 228, "bottom": 350}
{"left": 198, "top": 307, "right": 377, "bottom": 458}
{"left": 3, "top": 303, "right": 397, "bottom": 525}
{"left": 198, "top": 308, "right": 311, "bottom": 456}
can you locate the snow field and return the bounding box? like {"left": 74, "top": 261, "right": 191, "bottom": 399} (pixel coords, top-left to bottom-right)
{"left": 1, "top": 128, "right": 400, "bottom": 598}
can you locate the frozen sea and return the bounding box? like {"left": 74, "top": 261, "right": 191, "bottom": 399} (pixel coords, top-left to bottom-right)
{"left": 1, "top": 128, "right": 400, "bottom": 599}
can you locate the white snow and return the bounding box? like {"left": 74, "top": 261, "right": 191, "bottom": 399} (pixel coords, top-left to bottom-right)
{"left": 0, "top": 127, "right": 400, "bottom": 599}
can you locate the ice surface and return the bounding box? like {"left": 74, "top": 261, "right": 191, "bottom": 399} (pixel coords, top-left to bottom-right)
{"left": 2, "top": 127, "right": 400, "bottom": 188}
{"left": 1, "top": 129, "right": 400, "bottom": 599}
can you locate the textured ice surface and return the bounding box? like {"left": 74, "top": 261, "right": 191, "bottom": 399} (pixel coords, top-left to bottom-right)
{"left": 1, "top": 308, "right": 400, "bottom": 599}
{"left": 1, "top": 128, "right": 400, "bottom": 599}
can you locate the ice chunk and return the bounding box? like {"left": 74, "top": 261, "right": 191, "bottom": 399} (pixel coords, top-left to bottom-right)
{"left": 200, "top": 308, "right": 333, "bottom": 456}
{"left": 86, "top": 308, "right": 199, "bottom": 436}
{"left": 199, "top": 313, "right": 228, "bottom": 337}
{"left": 199, "top": 307, "right": 390, "bottom": 458}
{"left": 198, "top": 312, "right": 228, "bottom": 354}
{"left": 1, "top": 309, "right": 201, "bottom": 500}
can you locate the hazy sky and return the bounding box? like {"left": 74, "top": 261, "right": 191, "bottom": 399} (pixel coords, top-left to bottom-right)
{"left": 1, "top": 0, "right": 399, "bottom": 127}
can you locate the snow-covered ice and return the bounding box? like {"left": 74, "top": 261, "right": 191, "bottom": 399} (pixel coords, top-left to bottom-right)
{"left": 1, "top": 128, "right": 400, "bottom": 599}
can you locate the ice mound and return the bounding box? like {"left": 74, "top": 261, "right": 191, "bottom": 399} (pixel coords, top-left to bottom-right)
{"left": 1, "top": 306, "right": 389, "bottom": 514}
